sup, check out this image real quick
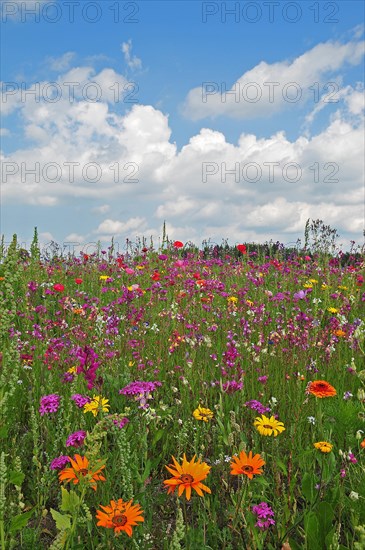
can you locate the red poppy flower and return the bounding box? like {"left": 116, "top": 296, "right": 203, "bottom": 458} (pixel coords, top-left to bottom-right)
{"left": 173, "top": 241, "right": 184, "bottom": 248}
{"left": 237, "top": 244, "right": 247, "bottom": 254}
{"left": 75, "top": 278, "right": 83, "bottom": 285}
{"left": 116, "top": 258, "right": 125, "bottom": 268}
{"left": 151, "top": 272, "right": 160, "bottom": 281}
{"left": 53, "top": 283, "right": 65, "bottom": 292}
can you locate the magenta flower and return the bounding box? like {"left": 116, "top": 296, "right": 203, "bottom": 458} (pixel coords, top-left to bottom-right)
{"left": 71, "top": 394, "right": 91, "bottom": 408}
{"left": 50, "top": 455, "right": 71, "bottom": 470}
{"left": 39, "top": 394, "right": 61, "bottom": 416}
{"left": 119, "top": 381, "right": 161, "bottom": 409}
{"left": 66, "top": 430, "right": 87, "bottom": 448}
{"left": 119, "top": 380, "right": 161, "bottom": 396}
{"left": 252, "top": 502, "right": 275, "bottom": 531}
{"left": 222, "top": 380, "right": 243, "bottom": 393}
{"left": 113, "top": 417, "right": 129, "bottom": 429}
{"left": 245, "top": 400, "right": 271, "bottom": 414}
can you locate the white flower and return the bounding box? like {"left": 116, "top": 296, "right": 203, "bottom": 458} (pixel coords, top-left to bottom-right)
{"left": 349, "top": 491, "right": 359, "bottom": 501}
{"left": 307, "top": 416, "right": 316, "bottom": 425}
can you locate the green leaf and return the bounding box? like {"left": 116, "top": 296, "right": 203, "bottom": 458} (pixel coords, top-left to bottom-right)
{"left": 152, "top": 428, "right": 165, "bottom": 445}
{"left": 140, "top": 460, "right": 151, "bottom": 483}
{"left": 301, "top": 472, "right": 316, "bottom": 503}
{"left": 50, "top": 509, "right": 71, "bottom": 531}
{"left": 317, "top": 501, "right": 334, "bottom": 538}
{"left": 9, "top": 470, "right": 25, "bottom": 486}
{"left": 276, "top": 459, "right": 288, "bottom": 475}
{"left": 253, "top": 476, "right": 270, "bottom": 487}
{"left": 326, "top": 486, "right": 340, "bottom": 505}
{"left": 60, "top": 487, "right": 80, "bottom": 513}
{"left": 151, "top": 455, "right": 161, "bottom": 470}
{"left": 0, "top": 426, "right": 8, "bottom": 439}
{"left": 9, "top": 510, "right": 33, "bottom": 534}
{"left": 325, "top": 527, "right": 337, "bottom": 549}
{"left": 304, "top": 511, "right": 320, "bottom": 549}
{"left": 288, "top": 538, "right": 303, "bottom": 550}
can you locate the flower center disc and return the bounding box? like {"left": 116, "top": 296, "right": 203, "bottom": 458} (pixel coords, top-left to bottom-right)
{"left": 180, "top": 474, "right": 194, "bottom": 483}
{"left": 112, "top": 514, "right": 127, "bottom": 526}
{"left": 242, "top": 465, "right": 254, "bottom": 473}
{"left": 263, "top": 425, "right": 272, "bottom": 429}
{"left": 79, "top": 469, "right": 88, "bottom": 476}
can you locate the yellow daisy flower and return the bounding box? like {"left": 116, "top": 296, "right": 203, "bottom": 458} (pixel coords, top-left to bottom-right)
{"left": 193, "top": 405, "right": 214, "bottom": 422}
{"left": 84, "top": 396, "right": 110, "bottom": 417}
{"left": 254, "top": 414, "right": 285, "bottom": 437}
{"left": 314, "top": 441, "right": 333, "bottom": 453}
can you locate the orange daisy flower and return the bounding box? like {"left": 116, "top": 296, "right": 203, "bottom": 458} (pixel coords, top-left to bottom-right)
{"left": 58, "top": 454, "right": 106, "bottom": 491}
{"left": 307, "top": 380, "right": 337, "bottom": 398}
{"left": 230, "top": 450, "right": 265, "bottom": 479}
{"left": 96, "top": 498, "right": 144, "bottom": 537}
{"left": 163, "top": 454, "right": 211, "bottom": 500}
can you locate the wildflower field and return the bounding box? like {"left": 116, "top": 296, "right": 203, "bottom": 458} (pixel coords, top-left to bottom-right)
{"left": 0, "top": 233, "right": 364, "bottom": 550}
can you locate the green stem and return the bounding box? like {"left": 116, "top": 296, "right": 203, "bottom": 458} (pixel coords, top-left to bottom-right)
{"left": 317, "top": 399, "right": 323, "bottom": 437}
{"left": 0, "top": 519, "right": 5, "bottom": 550}
{"left": 66, "top": 486, "right": 86, "bottom": 550}
{"left": 233, "top": 479, "right": 247, "bottom": 528}
{"left": 279, "top": 467, "right": 324, "bottom": 545}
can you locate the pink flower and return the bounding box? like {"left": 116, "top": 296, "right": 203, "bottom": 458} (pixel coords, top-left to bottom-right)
{"left": 66, "top": 430, "right": 87, "bottom": 448}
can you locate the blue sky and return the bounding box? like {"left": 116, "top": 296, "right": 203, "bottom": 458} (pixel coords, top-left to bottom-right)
{"left": 1, "top": 0, "right": 364, "bottom": 252}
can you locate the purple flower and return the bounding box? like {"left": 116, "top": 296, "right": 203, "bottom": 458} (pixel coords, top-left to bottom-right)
{"left": 245, "top": 400, "right": 271, "bottom": 414}
{"left": 343, "top": 391, "right": 353, "bottom": 400}
{"left": 27, "top": 281, "right": 38, "bottom": 292}
{"left": 50, "top": 455, "right": 71, "bottom": 470}
{"left": 66, "top": 430, "right": 87, "bottom": 448}
{"left": 63, "top": 372, "right": 74, "bottom": 383}
{"left": 39, "top": 394, "right": 61, "bottom": 416}
{"left": 119, "top": 380, "right": 162, "bottom": 409}
{"left": 119, "top": 380, "right": 161, "bottom": 396}
{"left": 348, "top": 452, "right": 357, "bottom": 464}
{"left": 71, "top": 394, "right": 91, "bottom": 408}
{"left": 293, "top": 290, "right": 307, "bottom": 301}
{"left": 222, "top": 380, "right": 243, "bottom": 393}
{"left": 252, "top": 502, "right": 275, "bottom": 531}
{"left": 258, "top": 375, "right": 268, "bottom": 385}
{"left": 74, "top": 345, "right": 101, "bottom": 390}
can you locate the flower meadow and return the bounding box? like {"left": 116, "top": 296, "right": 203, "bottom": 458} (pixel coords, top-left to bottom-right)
{"left": 0, "top": 232, "right": 364, "bottom": 549}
